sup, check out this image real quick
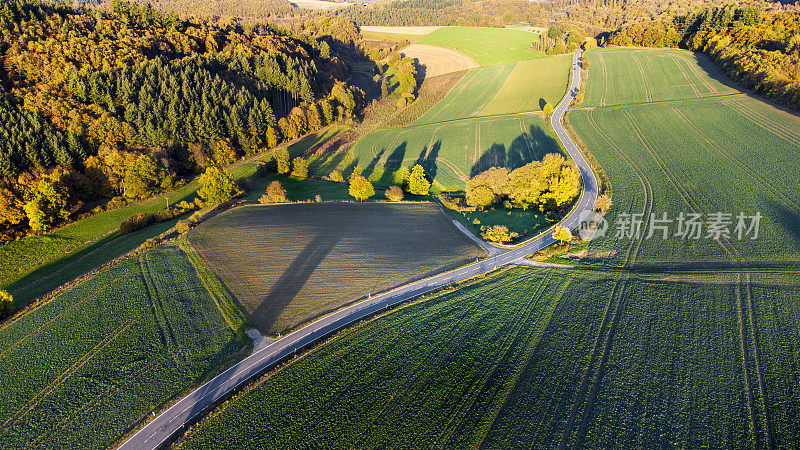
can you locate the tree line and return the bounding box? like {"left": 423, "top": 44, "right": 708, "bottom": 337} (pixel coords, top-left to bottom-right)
{"left": 604, "top": 5, "right": 800, "bottom": 110}
{"left": 0, "top": 0, "right": 364, "bottom": 238}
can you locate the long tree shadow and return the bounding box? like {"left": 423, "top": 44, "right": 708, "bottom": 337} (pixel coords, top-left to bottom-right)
{"left": 469, "top": 124, "right": 560, "bottom": 177}
{"left": 251, "top": 233, "right": 341, "bottom": 333}
{"left": 415, "top": 140, "right": 440, "bottom": 180}
{"left": 364, "top": 148, "right": 386, "bottom": 180}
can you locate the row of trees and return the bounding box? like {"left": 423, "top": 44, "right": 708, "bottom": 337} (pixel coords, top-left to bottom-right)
{"left": 0, "top": 0, "right": 365, "bottom": 239}
{"left": 465, "top": 153, "right": 581, "bottom": 212}
{"left": 532, "top": 24, "right": 590, "bottom": 55}
{"left": 605, "top": 6, "right": 800, "bottom": 110}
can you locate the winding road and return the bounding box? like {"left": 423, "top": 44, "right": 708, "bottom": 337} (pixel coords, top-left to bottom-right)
{"left": 118, "top": 49, "right": 598, "bottom": 450}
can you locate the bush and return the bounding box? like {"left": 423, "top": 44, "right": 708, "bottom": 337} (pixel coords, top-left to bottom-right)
{"left": 142, "top": 237, "right": 161, "bottom": 250}
{"left": 481, "top": 225, "right": 519, "bottom": 243}
{"left": 189, "top": 211, "right": 204, "bottom": 224}
{"left": 291, "top": 157, "right": 308, "bottom": 178}
{"left": 329, "top": 170, "right": 345, "bottom": 183}
{"left": 152, "top": 209, "right": 175, "bottom": 222}
{"left": 543, "top": 102, "right": 554, "bottom": 115}
{"left": 176, "top": 219, "right": 191, "bottom": 234}
{"left": 385, "top": 185, "right": 404, "bottom": 202}
{"left": 315, "top": 194, "right": 322, "bottom": 202}
{"left": 393, "top": 167, "right": 410, "bottom": 186}
{"left": 120, "top": 213, "right": 152, "bottom": 234}
{"left": 0, "top": 290, "right": 12, "bottom": 316}
{"left": 259, "top": 180, "right": 289, "bottom": 204}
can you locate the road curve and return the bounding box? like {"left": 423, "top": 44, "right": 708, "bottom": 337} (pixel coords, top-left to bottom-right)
{"left": 118, "top": 49, "right": 598, "bottom": 450}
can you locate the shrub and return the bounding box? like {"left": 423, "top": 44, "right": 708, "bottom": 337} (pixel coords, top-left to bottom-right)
{"left": 543, "top": 102, "right": 554, "bottom": 115}
{"left": 291, "top": 157, "right": 309, "bottom": 178}
{"left": 176, "top": 220, "right": 191, "bottom": 234}
{"left": 120, "top": 213, "right": 152, "bottom": 234}
{"left": 315, "top": 194, "right": 322, "bottom": 203}
{"left": 0, "top": 290, "right": 12, "bottom": 316}
{"left": 329, "top": 170, "right": 345, "bottom": 183}
{"left": 481, "top": 225, "right": 519, "bottom": 243}
{"left": 259, "top": 180, "right": 289, "bottom": 204}
{"left": 472, "top": 218, "right": 481, "bottom": 225}
{"left": 385, "top": 185, "right": 404, "bottom": 202}
{"left": 153, "top": 209, "right": 175, "bottom": 222}
{"left": 189, "top": 211, "right": 204, "bottom": 224}
{"left": 142, "top": 237, "right": 161, "bottom": 250}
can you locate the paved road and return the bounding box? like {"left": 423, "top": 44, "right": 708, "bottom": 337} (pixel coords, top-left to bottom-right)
{"left": 118, "top": 49, "right": 597, "bottom": 450}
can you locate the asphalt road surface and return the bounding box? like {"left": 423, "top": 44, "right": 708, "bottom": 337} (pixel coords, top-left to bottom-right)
{"left": 118, "top": 49, "right": 598, "bottom": 450}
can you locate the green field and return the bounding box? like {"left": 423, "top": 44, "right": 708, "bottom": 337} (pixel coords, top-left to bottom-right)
{"left": 179, "top": 267, "right": 800, "bottom": 448}
{"left": 479, "top": 54, "right": 572, "bottom": 116}
{"left": 419, "top": 26, "right": 543, "bottom": 66}
{"left": 583, "top": 47, "right": 738, "bottom": 107}
{"left": 0, "top": 245, "right": 244, "bottom": 449}
{"left": 0, "top": 128, "right": 343, "bottom": 311}
{"left": 187, "top": 202, "right": 485, "bottom": 335}
{"left": 339, "top": 55, "right": 571, "bottom": 191}
{"left": 570, "top": 48, "right": 800, "bottom": 268}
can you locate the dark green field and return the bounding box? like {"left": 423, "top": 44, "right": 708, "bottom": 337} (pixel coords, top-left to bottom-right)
{"left": 179, "top": 267, "right": 800, "bottom": 448}
{"left": 0, "top": 246, "right": 244, "bottom": 449}
{"left": 570, "top": 48, "right": 800, "bottom": 268}
{"left": 187, "top": 202, "right": 486, "bottom": 335}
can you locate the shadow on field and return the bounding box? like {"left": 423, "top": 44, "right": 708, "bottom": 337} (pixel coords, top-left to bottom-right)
{"left": 765, "top": 199, "right": 800, "bottom": 251}
{"left": 416, "top": 140, "right": 441, "bottom": 180}
{"left": 251, "top": 233, "right": 341, "bottom": 333}
{"left": 471, "top": 125, "right": 557, "bottom": 176}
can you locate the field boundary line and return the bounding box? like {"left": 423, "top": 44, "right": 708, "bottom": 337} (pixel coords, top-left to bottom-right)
{"left": 0, "top": 316, "right": 137, "bottom": 436}
{"left": 586, "top": 111, "right": 652, "bottom": 266}
{"left": 0, "top": 274, "right": 134, "bottom": 360}
{"left": 415, "top": 69, "right": 478, "bottom": 125}
{"left": 558, "top": 276, "right": 625, "bottom": 449}
{"left": 745, "top": 273, "right": 774, "bottom": 449}
{"left": 672, "top": 107, "right": 800, "bottom": 214}
{"left": 464, "top": 64, "right": 511, "bottom": 118}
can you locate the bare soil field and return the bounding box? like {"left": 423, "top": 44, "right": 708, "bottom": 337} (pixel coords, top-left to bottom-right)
{"left": 401, "top": 44, "right": 480, "bottom": 78}
{"left": 187, "top": 203, "right": 486, "bottom": 336}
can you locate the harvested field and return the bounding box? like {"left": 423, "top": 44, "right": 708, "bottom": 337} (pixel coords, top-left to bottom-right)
{"left": 187, "top": 202, "right": 486, "bottom": 335}
{"left": 401, "top": 44, "right": 479, "bottom": 78}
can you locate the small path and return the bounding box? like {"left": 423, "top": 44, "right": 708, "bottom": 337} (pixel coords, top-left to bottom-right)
{"left": 450, "top": 220, "right": 500, "bottom": 255}
{"left": 118, "top": 49, "right": 597, "bottom": 450}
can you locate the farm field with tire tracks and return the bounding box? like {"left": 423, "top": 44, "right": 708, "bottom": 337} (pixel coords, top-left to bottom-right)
{"left": 570, "top": 47, "right": 800, "bottom": 268}
{"left": 418, "top": 26, "right": 543, "bottom": 66}
{"left": 0, "top": 246, "right": 244, "bottom": 449}
{"left": 178, "top": 267, "right": 800, "bottom": 448}
{"left": 341, "top": 54, "right": 572, "bottom": 191}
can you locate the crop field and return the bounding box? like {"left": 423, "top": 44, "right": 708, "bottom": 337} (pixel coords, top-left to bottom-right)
{"left": 0, "top": 246, "right": 244, "bottom": 449}
{"left": 569, "top": 48, "right": 800, "bottom": 268}
{"left": 479, "top": 54, "right": 572, "bottom": 116}
{"left": 419, "top": 26, "right": 543, "bottom": 66}
{"left": 340, "top": 55, "right": 571, "bottom": 191}
{"left": 583, "top": 48, "right": 738, "bottom": 107}
{"left": 400, "top": 44, "right": 480, "bottom": 78}
{"left": 1, "top": 127, "right": 343, "bottom": 311}
{"left": 179, "top": 267, "right": 800, "bottom": 447}
{"left": 349, "top": 114, "right": 561, "bottom": 189}
{"left": 187, "top": 203, "right": 485, "bottom": 335}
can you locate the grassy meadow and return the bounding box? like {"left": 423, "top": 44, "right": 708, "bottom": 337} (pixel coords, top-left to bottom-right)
{"left": 187, "top": 202, "right": 485, "bottom": 335}
{"left": 179, "top": 267, "right": 800, "bottom": 448}
{"left": 0, "top": 245, "right": 244, "bottom": 449}
{"left": 338, "top": 54, "right": 572, "bottom": 191}
{"left": 570, "top": 47, "right": 800, "bottom": 268}
{"left": 419, "top": 26, "right": 543, "bottom": 66}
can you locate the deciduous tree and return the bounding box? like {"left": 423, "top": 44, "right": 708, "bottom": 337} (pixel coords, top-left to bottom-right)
{"left": 407, "top": 164, "right": 430, "bottom": 196}
{"left": 198, "top": 166, "right": 241, "bottom": 205}
{"left": 349, "top": 175, "right": 374, "bottom": 201}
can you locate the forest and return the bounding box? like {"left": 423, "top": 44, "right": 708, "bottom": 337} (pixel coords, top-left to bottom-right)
{"left": 0, "top": 0, "right": 364, "bottom": 238}
{"left": 605, "top": 5, "right": 800, "bottom": 110}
